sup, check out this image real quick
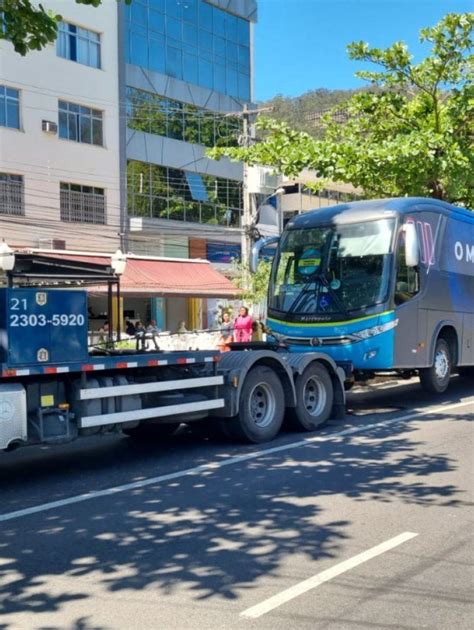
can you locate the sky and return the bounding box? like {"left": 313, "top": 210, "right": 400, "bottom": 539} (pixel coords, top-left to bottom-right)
{"left": 254, "top": 0, "right": 473, "bottom": 100}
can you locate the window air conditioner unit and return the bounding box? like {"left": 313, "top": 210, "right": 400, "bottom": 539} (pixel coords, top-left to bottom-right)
{"left": 42, "top": 120, "right": 58, "bottom": 134}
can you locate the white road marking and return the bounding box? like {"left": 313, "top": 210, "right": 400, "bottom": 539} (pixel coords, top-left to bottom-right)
{"left": 241, "top": 531, "right": 419, "bottom": 619}
{"left": 0, "top": 400, "right": 471, "bottom": 524}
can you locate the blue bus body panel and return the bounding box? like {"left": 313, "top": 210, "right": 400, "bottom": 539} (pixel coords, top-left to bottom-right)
{"left": 268, "top": 311, "right": 397, "bottom": 369}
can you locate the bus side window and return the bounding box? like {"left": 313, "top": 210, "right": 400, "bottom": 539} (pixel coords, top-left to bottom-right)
{"left": 395, "top": 231, "right": 419, "bottom": 305}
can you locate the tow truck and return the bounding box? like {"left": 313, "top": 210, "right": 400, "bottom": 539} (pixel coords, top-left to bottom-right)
{"left": 0, "top": 247, "right": 345, "bottom": 452}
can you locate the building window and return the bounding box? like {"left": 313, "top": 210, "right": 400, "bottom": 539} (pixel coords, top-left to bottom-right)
{"left": 57, "top": 22, "right": 101, "bottom": 68}
{"left": 0, "top": 85, "right": 20, "bottom": 129}
{"left": 58, "top": 100, "right": 103, "bottom": 145}
{"left": 60, "top": 182, "right": 106, "bottom": 224}
{"left": 125, "top": 0, "right": 251, "bottom": 100}
{"left": 0, "top": 173, "right": 23, "bottom": 215}
{"left": 127, "top": 160, "right": 242, "bottom": 226}
{"left": 126, "top": 87, "right": 241, "bottom": 147}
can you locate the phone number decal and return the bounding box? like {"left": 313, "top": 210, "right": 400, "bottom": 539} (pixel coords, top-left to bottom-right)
{"left": 9, "top": 314, "right": 85, "bottom": 327}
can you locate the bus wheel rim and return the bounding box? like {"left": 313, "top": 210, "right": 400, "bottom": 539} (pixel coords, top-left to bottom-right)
{"left": 303, "top": 376, "right": 327, "bottom": 417}
{"left": 248, "top": 382, "right": 275, "bottom": 428}
{"left": 434, "top": 349, "right": 449, "bottom": 380}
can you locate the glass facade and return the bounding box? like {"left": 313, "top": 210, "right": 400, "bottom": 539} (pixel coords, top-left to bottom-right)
{"left": 125, "top": 0, "right": 251, "bottom": 100}
{"left": 126, "top": 86, "right": 241, "bottom": 146}
{"left": 127, "top": 159, "right": 242, "bottom": 226}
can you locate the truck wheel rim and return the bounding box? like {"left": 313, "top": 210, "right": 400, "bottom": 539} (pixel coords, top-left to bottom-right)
{"left": 434, "top": 349, "right": 449, "bottom": 380}
{"left": 248, "top": 382, "right": 275, "bottom": 428}
{"left": 303, "top": 376, "right": 327, "bottom": 417}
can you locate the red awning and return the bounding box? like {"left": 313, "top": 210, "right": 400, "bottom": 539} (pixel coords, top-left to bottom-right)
{"left": 38, "top": 253, "right": 239, "bottom": 298}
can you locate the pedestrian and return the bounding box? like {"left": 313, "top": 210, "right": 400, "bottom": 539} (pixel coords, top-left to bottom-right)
{"left": 218, "top": 311, "right": 233, "bottom": 352}
{"left": 233, "top": 306, "right": 253, "bottom": 343}
{"left": 177, "top": 320, "right": 188, "bottom": 334}
{"left": 125, "top": 319, "right": 136, "bottom": 336}
{"left": 147, "top": 319, "right": 160, "bottom": 334}
{"left": 251, "top": 315, "right": 266, "bottom": 342}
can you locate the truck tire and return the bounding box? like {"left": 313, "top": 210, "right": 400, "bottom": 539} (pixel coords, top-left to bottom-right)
{"left": 123, "top": 422, "right": 180, "bottom": 440}
{"left": 225, "top": 365, "right": 285, "bottom": 444}
{"left": 419, "top": 338, "right": 452, "bottom": 394}
{"left": 287, "top": 363, "right": 333, "bottom": 431}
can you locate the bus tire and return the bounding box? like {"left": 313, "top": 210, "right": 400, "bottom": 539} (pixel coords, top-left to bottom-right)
{"left": 123, "top": 422, "right": 180, "bottom": 440}
{"left": 419, "top": 338, "right": 452, "bottom": 394}
{"left": 227, "top": 365, "right": 285, "bottom": 443}
{"left": 287, "top": 363, "right": 334, "bottom": 431}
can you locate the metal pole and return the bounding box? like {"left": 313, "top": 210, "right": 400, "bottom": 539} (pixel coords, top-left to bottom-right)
{"left": 107, "top": 282, "right": 113, "bottom": 345}
{"left": 241, "top": 104, "right": 251, "bottom": 291}
{"left": 116, "top": 279, "right": 121, "bottom": 342}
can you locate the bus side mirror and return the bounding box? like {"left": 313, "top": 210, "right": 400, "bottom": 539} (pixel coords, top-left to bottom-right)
{"left": 403, "top": 223, "right": 419, "bottom": 267}
{"left": 250, "top": 236, "right": 280, "bottom": 273}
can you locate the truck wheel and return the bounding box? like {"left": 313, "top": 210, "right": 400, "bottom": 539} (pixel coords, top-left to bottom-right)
{"left": 227, "top": 365, "right": 285, "bottom": 443}
{"left": 419, "top": 338, "right": 452, "bottom": 394}
{"left": 123, "top": 422, "right": 180, "bottom": 440}
{"left": 287, "top": 363, "right": 333, "bottom": 431}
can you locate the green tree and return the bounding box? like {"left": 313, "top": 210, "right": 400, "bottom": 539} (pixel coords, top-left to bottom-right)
{"left": 0, "top": 0, "right": 131, "bottom": 55}
{"left": 233, "top": 259, "right": 272, "bottom": 306}
{"left": 209, "top": 13, "right": 474, "bottom": 207}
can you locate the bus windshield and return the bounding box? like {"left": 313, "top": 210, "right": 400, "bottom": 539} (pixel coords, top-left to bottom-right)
{"left": 269, "top": 218, "right": 395, "bottom": 317}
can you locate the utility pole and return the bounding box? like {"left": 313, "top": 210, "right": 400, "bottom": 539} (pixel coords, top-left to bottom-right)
{"left": 231, "top": 104, "right": 273, "bottom": 290}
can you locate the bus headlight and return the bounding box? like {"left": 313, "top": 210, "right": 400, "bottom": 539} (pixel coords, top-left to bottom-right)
{"left": 352, "top": 319, "right": 399, "bottom": 340}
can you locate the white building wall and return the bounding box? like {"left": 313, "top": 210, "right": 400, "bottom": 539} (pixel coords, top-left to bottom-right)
{"left": 0, "top": 0, "right": 121, "bottom": 252}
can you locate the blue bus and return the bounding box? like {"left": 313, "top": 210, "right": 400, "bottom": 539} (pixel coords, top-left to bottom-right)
{"left": 260, "top": 197, "right": 474, "bottom": 393}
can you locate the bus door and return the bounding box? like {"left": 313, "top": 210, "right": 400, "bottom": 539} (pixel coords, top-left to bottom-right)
{"left": 393, "top": 221, "right": 422, "bottom": 368}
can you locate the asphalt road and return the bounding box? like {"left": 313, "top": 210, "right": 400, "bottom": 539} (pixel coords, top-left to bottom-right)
{"left": 0, "top": 376, "right": 472, "bottom": 630}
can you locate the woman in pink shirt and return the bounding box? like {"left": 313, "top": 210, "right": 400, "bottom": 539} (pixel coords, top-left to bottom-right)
{"left": 233, "top": 306, "right": 253, "bottom": 343}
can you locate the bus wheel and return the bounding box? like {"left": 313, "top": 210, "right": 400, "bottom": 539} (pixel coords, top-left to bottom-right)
{"left": 419, "top": 338, "right": 452, "bottom": 394}
{"left": 228, "top": 366, "right": 285, "bottom": 443}
{"left": 288, "top": 363, "right": 334, "bottom": 431}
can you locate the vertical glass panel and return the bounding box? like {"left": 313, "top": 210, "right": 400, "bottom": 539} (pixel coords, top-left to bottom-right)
{"left": 238, "top": 45, "right": 249, "bottom": 69}
{"left": 149, "top": 9, "right": 165, "bottom": 33}
{"left": 198, "top": 28, "right": 213, "bottom": 51}
{"left": 131, "top": 31, "right": 148, "bottom": 67}
{"left": 167, "top": 102, "right": 183, "bottom": 140}
{"left": 77, "top": 38, "right": 89, "bottom": 65}
{"left": 198, "top": 58, "right": 213, "bottom": 89}
{"left": 151, "top": 196, "right": 168, "bottom": 219}
{"left": 226, "top": 67, "right": 238, "bottom": 98}
{"left": 57, "top": 29, "right": 68, "bottom": 58}
{"left": 199, "top": 2, "right": 213, "bottom": 30}
{"left": 166, "top": 46, "right": 182, "bottom": 79}
{"left": 226, "top": 40, "right": 238, "bottom": 63}
{"left": 149, "top": 0, "right": 165, "bottom": 11}
{"left": 58, "top": 110, "right": 68, "bottom": 138}
{"left": 183, "top": 104, "right": 200, "bottom": 143}
{"left": 182, "top": 0, "right": 197, "bottom": 24}
{"left": 68, "top": 112, "right": 78, "bottom": 141}
{"left": 149, "top": 95, "right": 168, "bottom": 135}
{"left": 131, "top": 1, "right": 147, "bottom": 26}
{"left": 90, "top": 41, "right": 100, "bottom": 68}
{"left": 213, "top": 63, "right": 226, "bottom": 95}
{"left": 166, "top": 0, "right": 182, "bottom": 19}
{"left": 238, "top": 73, "right": 250, "bottom": 101}
{"left": 226, "top": 14, "right": 238, "bottom": 41}
{"left": 6, "top": 100, "right": 19, "bottom": 129}
{"left": 183, "top": 52, "right": 198, "bottom": 84}
{"left": 200, "top": 111, "right": 215, "bottom": 147}
{"left": 69, "top": 32, "right": 77, "bottom": 61}
{"left": 149, "top": 37, "right": 166, "bottom": 73}
{"left": 213, "top": 8, "right": 225, "bottom": 34}
{"left": 80, "top": 114, "right": 92, "bottom": 143}
{"left": 183, "top": 22, "right": 198, "bottom": 46}
{"left": 213, "top": 35, "right": 225, "bottom": 57}
{"left": 92, "top": 118, "right": 103, "bottom": 145}
{"left": 238, "top": 17, "right": 250, "bottom": 46}
{"left": 167, "top": 16, "right": 182, "bottom": 40}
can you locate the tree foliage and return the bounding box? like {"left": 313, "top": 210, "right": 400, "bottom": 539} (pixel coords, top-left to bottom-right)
{"left": 0, "top": 0, "right": 130, "bottom": 55}
{"left": 232, "top": 259, "right": 272, "bottom": 307}
{"left": 209, "top": 13, "right": 474, "bottom": 207}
